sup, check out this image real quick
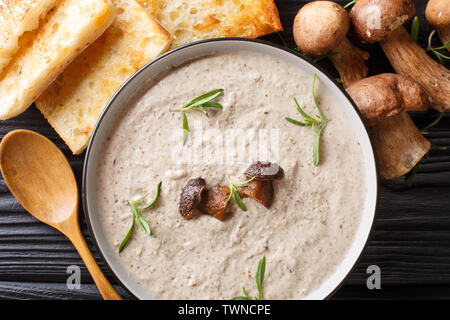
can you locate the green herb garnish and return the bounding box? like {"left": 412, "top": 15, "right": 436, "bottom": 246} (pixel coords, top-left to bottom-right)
{"left": 176, "top": 89, "right": 224, "bottom": 145}
{"left": 312, "top": 51, "right": 339, "bottom": 63}
{"left": 427, "top": 30, "right": 450, "bottom": 65}
{"left": 225, "top": 176, "right": 256, "bottom": 211}
{"left": 285, "top": 74, "right": 328, "bottom": 166}
{"left": 421, "top": 112, "right": 444, "bottom": 134}
{"left": 410, "top": 16, "right": 419, "bottom": 42}
{"left": 231, "top": 256, "right": 266, "bottom": 300}
{"left": 344, "top": 0, "right": 358, "bottom": 9}
{"left": 407, "top": 113, "right": 447, "bottom": 187}
{"left": 119, "top": 181, "right": 162, "bottom": 253}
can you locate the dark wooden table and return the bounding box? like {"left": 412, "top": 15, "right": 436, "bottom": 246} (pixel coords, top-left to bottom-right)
{"left": 0, "top": 0, "right": 449, "bottom": 300}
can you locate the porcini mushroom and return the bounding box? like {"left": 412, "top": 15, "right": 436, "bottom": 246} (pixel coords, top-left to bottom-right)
{"left": 244, "top": 161, "right": 284, "bottom": 181}
{"left": 347, "top": 73, "right": 431, "bottom": 179}
{"left": 198, "top": 185, "right": 231, "bottom": 221}
{"left": 179, "top": 178, "right": 206, "bottom": 219}
{"left": 293, "top": 1, "right": 369, "bottom": 88}
{"left": 426, "top": 0, "right": 450, "bottom": 52}
{"left": 350, "top": 0, "right": 450, "bottom": 111}
{"left": 238, "top": 180, "right": 274, "bottom": 209}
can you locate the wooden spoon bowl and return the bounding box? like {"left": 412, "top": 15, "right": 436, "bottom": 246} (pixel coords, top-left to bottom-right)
{"left": 0, "top": 130, "right": 121, "bottom": 300}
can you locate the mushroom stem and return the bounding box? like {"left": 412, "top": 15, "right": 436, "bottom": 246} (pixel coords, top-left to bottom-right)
{"left": 371, "top": 111, "right": 431, "bottom": 179}
{"left": 330, "top": 38, "right": 369, "bottom": 88}
{"left": 380, "top": 26, "right": 450, "bottom": 112}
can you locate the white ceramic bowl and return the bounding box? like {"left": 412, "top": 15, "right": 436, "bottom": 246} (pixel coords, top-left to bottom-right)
{"left": 83, "top": 38, "right": 378, "bottom": 300}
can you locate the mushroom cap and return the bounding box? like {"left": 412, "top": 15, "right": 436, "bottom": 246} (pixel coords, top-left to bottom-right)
{"left": 244, "top": 161, "right": 284, "bottom": 181}
{"left": 426, "top": 0, "right": 450, "bottom": 28}
{"left": 293, "top": 1, "right": 350, "bottom": 56}
{"left": 179, "top": 177, "right": 206, "bottom": 219}
{"left": 346, "top": 73, "right": 429, "bottom": 126}
{"left": 350, "top": 0, "right": 415, "bottom": 43}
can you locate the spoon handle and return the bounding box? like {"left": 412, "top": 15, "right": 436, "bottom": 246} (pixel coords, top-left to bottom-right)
{"left": 67, "top": 222, "right": 122, "bottom": 300}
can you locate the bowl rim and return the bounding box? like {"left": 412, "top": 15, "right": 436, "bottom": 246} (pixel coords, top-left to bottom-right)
{"left": 82, "top": 37, "right": 379, "bottom": 300}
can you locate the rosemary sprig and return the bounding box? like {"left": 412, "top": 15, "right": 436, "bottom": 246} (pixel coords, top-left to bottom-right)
{"left": 119, "top": 181, "right": 162, "bottom": 253}
{"left": 225, "top": 176, "right": 256, "bottom": 211}
{"left": 344, "top": 0, "right": 358, "bottom": 9}
{"left": 285, "top": 74, "right": 328, "bottom": 166}
{"left": 410, "top": 16, "right": 419, "bottom": 42}
{"left": 176, "top": 89, "right": 224, "bottom": 145}
{"left": 231, "top": 256, "right": 266, "bottom": 300}
{"left": 427, "top": 30, "right": 450, "bottom": 65}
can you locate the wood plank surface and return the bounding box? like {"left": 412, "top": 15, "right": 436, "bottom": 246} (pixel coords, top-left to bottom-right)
{"left": 0, "top": 0, "right": 449, "bottom": 300}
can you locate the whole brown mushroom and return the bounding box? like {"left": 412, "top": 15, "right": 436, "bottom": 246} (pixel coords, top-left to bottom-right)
{"left": 350, "top": 0, "right": 450, "bottom": 112}
{"left": 347, "top": 73, "right": 431, "bottom": 179}
{"left": 293, "top": 1, "right": 369, "bottom": 88}
{"left": 426, "top": 0, "right": 450, "bottom": 52}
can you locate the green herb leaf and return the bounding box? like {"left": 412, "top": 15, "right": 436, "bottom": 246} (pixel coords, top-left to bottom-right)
{"left": 312, "top": 74, "right": 326, "bottom": 119}
{"left": 285, "top": 117, "right": 308, "bottom": 127}
{"left": 411, "top": 16, "right": 419, "bottom": 42}
{"left": 119, "top": 182, "right": 162, "bottom": 253}
{"left": 141, "top": 181, "right": 162, "bottom": 209}
{"left": 233, "top": 189, "right": 247, "bottom": 211}
{"left": 231, "top": 257, "right": 267, "bottom": 300}
{"left": 431, "top": 144, "right": 448, "bottom": 151}
{"left": 202, "top": 101, "right": 223, "bottom": 109}
{"left": 343, "top": 0, "right": 358, "bottom": 9}
{"left": 294, "top": 97, "right": 317, "bottom": 123}
{"left": 177, "top": 90, "right": 224, "bottom": 145}
{"left": 255, "top": 256, "right": 266, "bottom": 300}
{"left": 181, "top": 89, "right": 224, "bottom": 110}
{"left": 230, "top": 296, "right": 253, "bottom": 300}
{"left": 427, "top": 30, "right": 450, "bottom": 65}
{"left": 407, "top": 162, "right": 420, "bottom": 188}
{"left": 312, "top": 51, "right": 339, "bottom": 63}
{"left": 313, "top": 122, "right": 327, "bottom": 166}
{"left": 422, "top": 113, "right": 444, "bottom": 133}
{"left": 285, "top": 74, "right": 328, "bottom": 166}
{"left": 119, "top": 215, "right": 134, "bottom": 253}
{"left": 225, "top": 177, "right": 256, "bottom": 211}
{"left": 182, "top": 112, "right": 189, "bottom": 145}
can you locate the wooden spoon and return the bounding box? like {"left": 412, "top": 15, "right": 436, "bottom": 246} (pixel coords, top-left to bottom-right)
{"left": 0, "top": 130, "right": 121, "bottom": 300}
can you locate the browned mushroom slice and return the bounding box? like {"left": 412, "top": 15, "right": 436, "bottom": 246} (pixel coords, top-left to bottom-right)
{"left": 179, "top": 178, "right": 206, "bottom": 219}
{"left": 238, "top": 180, "right": 274, "bottom": 209}
{"left": 244, "top": 161, "right": 284, "bottom": 181}
{"left": 198, "top": 185, "right": 231, "bottom": 221}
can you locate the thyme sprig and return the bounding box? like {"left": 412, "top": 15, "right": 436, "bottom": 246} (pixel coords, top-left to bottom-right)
{"left": 231, "top": 256, "right": 266, "bottom": 300}
{"left": 427, "top": 30, "right": 450, "bottom": 65}
{"left": 285, "top": 74, "right": 328, "bottom": 166}
{"left": 119, "top": 181, "right": 162, "bottom": 253}
{"left": 176, "top": 89, "right": 224, "bottom": 145}
{"left": 225, "top": 176, "right": 256, "bottom": 212}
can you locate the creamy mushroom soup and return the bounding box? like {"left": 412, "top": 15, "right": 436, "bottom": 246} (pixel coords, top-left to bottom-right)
{"left": 95, "top": 50, "right": 367, "bottom": 299}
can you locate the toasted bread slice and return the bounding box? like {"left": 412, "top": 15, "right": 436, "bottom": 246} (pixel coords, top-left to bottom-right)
{"left": 36, "top": 0, "right": 171, "bottom": 154}
{"left": 0, "top": 0, "right": 115, "bottom": 120}
{"left": 137, "top": 0, "right": 283, "bottom": 49}
{"left": 0, "top": 0, "right": 59, "bottom": 72}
